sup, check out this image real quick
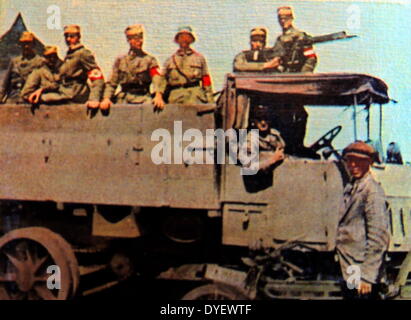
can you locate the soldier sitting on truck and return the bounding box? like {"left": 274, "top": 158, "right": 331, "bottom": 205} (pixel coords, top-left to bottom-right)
{"left": 233, "top": 27, "right": 283, "bottom": 72}
{"left": 100, "top": 24, "right": 165, "bottom": 111}
{"left": 232, "top": 9, "right": 319, "bottom": 158}
{"left": 270, "top": 6, "right": 318, "bottom": 158}
{"left": 272, "top": 6, "right": 317, "bottom": 73}
{"left": 162, "top": 26, "right": 214, "bottom": 105}
{"left": 21, "top": 46, "right": 62, "bottom": 104}
{"left": 1, "top": 31, "right": 45, "bottom": 104}
{"left": 28, "top": 25, "right": 104, "bottom": 108}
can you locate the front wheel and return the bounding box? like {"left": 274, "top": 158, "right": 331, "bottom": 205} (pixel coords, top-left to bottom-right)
{"left": 0, "top": 227, "right": 79, "bottom": 300}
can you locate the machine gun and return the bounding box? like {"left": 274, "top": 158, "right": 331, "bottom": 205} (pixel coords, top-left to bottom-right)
{"left": 309, "top": 31, "right": 357, "bottom": 45}
{"left": 261, "top": 31, "right": 357, "bottom": 72}
{"left": 240, "top": 31, "right": 357, "bottom": 72}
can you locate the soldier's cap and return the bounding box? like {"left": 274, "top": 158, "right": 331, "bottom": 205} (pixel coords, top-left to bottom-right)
{"left": 63, "top": 25, "right": 81, "bottom": 35}
{"left": 174, "top": 26, "right": 196, "bottom": 43}
{"left": 250, "top": 27, "right": 267, "bottom": 39}
{"left": 277, "top": 6, "right": 294, "bottom": 18}
{"left": 125, "top": 24, "right": 144, "bottom": 37}
{"left": 43, "top": 45, "right": 58, "bottom": 56}
{"left": 342, "top": 141, "right": 376, "bottom": 161}
{"left": 253, "top": 105, "right": 273, "bottom": 121}
{"left": 19, "top": 31, "right": 35, "bottom": 43}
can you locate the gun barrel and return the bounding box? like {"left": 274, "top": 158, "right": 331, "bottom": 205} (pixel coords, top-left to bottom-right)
{"left": 311, "top": 31, "right": 358, "bottom": 44}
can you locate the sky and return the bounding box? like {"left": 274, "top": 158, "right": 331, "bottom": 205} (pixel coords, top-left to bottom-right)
{"left": 0, "top": 0, "right": 409, "bottom": 161}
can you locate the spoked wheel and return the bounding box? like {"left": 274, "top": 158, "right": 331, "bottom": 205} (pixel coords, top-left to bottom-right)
{"left": 182, "top": 283, "right": 249, "bottom": 300}
{"left": 45, "top": 229, "right": 80, "bottom": 297}
{"left": 0, "top": 227, "right": 79, "bottom": 300}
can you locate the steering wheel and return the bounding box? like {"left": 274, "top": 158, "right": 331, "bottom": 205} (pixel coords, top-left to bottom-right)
{"left": 309, "top": 125, "right": 342, "bottom": 152}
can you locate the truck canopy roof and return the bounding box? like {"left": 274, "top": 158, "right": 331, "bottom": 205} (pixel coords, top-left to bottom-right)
{"left": 230, "top": 72, "right": 390, "bottom": 106}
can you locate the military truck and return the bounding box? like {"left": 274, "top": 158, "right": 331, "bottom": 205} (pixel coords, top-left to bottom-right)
{"left": 0, "top": 15, "right": 410, "bottom": 301}
{"left": 0, "top": 70, "right": 410, "bottom": 300}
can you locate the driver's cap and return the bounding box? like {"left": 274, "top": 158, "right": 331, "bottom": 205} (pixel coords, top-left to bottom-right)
{"left": 253, "top": 104, "right": 272, "bottom": 120}
{"left": 343, "top": 141, "right": 376, "bottom": 161}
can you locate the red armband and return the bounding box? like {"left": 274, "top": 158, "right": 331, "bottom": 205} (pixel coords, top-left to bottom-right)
{"left": 202, "top": 74, "right": 211, "bottom": 87}
{"left": 87, "top": 68, "right": 104, "bottom": 81}
{"left": 303, "top": 47, "right": 317, "bottom": 59}
{"left": 150, "top": 67, "right": 161, "bottom": 78}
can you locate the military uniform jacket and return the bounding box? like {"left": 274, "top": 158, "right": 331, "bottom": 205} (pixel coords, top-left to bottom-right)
{"left": 103, "top": 49, "right": 162, "bottom": 104}
{"left": 21, "top": 60, "right": 62, "bottom": 101}
{"left": 233, "top": 50, "right": 268, "bottom": 72}
{"left": 56, "top": 44, "right": 104, "bottom": 102}
{"left": 273, "top": 26, "right": 317, "bottom": 73}
{"left": 164, "top": 48, "right": 209, "bottom": 86}
{"left": 233, "top": 48, "right": 285, "bottom": 72}
{"left": 163, "top": 48, "right": 213, "bottom": 104}
{"left": 336, "top": 172, "right": 390, "bottom": 284}
{"left": 5, "top": 54, "right": 45, "bottom": 103}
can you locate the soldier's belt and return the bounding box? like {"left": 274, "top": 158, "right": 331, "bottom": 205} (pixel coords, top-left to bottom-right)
{"left": 121, "top": 85, "right": 149, "bottom": 95}
{"left": 168, "top": 81, "right": 200, "bottom": 90}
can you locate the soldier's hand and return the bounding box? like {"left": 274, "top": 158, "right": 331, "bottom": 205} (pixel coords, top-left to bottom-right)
{"left": 263, "top": 57, "right": 281, "bottom": 70}
{"left": 271, "top": 147, "right": 285, "bottom": 164}
{"left": 86, "top": 100, "right": 100, "bottom": 109}
{"left": 358, "top": 281, "right": 372, "bottom": 295}
{"left": 206, "top": 92, "right": 215, "bottom": 104}
{"left": 100, "top": 98, "right": 112, "bottom": 110}
{"left": 153, "top": 92, "right": 165, "bottom": 111}
{"left": 28, "top": 88, "right": 43, "bottom": 104}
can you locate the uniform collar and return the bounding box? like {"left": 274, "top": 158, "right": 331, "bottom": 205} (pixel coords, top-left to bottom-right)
{"left": 67, "top": 43, "right": 84, "bottom": 54}
{"left": 47, "top": 59, "right": 63, "bottom": 73}
{"left": 21, "top": 52, "right": 36, "bottom": 60}
{"left": 283, "top": 26, "right": 296, "bottom": 35}
{"left": 176, "top": 48, "right": 194, "bottom": 56}
{"left": 129, "top": 49, "right": 146, "bottom": 58}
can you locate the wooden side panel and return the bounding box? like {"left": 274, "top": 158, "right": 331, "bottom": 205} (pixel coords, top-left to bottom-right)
{"left": 0, "top": 104, "right": 219, "bottom": 209}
